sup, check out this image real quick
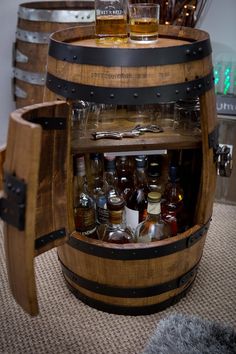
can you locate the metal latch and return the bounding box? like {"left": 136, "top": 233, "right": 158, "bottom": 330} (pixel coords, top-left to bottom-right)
{"left": 0, "top": 172, "right": 26, "bottom": 230}
{"left": 216, "top": 144, "right": 233, "bottom": 177}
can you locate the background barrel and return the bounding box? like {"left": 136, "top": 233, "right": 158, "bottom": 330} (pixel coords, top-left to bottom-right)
{"left": 13, "top": 1, "right": 94, "bottom": 108}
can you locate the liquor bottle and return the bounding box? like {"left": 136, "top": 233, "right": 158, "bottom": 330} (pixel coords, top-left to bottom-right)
{"left": 97, "top": 195, "right": 134, "bottom": 244}
{"left": 73, "top": 154, "right": 97, "bottom": 239}
{"left": 89, "top": 152, "right": 104, "bottom": 198}
{"left": 125, "top": 155, "right": 150, "bottom": 233}
{"left": 135, "top": 192, "right": 171, "bottom": 242}
{"left": 95, "top": 0, "right": 128, "bottom": 44}
{"left": 96, "top": 155, "right": 119, "bottom": 224}
{"left": 161, "top": 164, "right": 184, "bottom": 232}
{"left": 147, "top": 155, "right": 163, "bottom": 193}
{"left": 116, "top": 155, "right": 134, "bottom": 201}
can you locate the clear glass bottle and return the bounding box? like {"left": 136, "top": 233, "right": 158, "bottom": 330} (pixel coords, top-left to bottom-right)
{"left": 97, "top": 195, "right": 134, "bottom": 243}
{"left": 95, "top": 0, "right": 128, "bottom": 44}
{"left": 135, "top": 192, "right": 171, "bottom": 242}
{"left": 73, "top": 154, "right": 97, "bottom": 239}
{"left": 96, "top": 155, "right": 119, "bottom": 224}
{"left": 116, "top": 155, "right": 134, "bottom": 201}
{"left": 125, "top": 155, "right": 150, "bottom": 233}
{"left": 147, "top": 155, "right": 163, "bottom": 194}
{"left": 89, "top": 152, "right": 104, "bottom": 198}
{"left": 161, "top": 164, "right": 184, "bottom": 233}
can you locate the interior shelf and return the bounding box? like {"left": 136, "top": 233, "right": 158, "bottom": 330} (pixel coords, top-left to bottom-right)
{"left": 72, "top": 130, "right": 202, "bottom": 154}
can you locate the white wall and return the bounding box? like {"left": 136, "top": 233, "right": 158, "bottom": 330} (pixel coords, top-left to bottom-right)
{"left": 0, "top": 0, "right": 236, "bottom": 145}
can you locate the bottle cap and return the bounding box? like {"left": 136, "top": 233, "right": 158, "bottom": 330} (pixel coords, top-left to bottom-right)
{"left": 107, "top": 196, "right": 125, "bottom": 210}
{"left": 147, "top": 191, "right": 161, "bottom": 202}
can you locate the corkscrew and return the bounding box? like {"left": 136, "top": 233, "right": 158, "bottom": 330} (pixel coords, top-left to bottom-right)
{"left": 91, "top": 124, "right": 163, "bottom": 140}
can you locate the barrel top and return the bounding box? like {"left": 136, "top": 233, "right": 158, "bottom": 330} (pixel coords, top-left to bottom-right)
{"left": 46, "top": 24, "right": 214, "bottom": 104}
{"left": 48, "top": 24, "right": 211, "bottom": 66}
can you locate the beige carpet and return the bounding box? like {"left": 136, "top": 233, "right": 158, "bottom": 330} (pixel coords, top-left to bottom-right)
{"left": 0, "top": 203, "right": 236, "bottom": 354}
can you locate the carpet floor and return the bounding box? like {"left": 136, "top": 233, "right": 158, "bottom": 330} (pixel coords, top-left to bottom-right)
{"left": 0, "top": 203, "right": 236, "bottom": 354}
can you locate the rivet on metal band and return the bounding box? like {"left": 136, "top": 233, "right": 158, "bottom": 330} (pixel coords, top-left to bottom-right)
{"left": 14, "top": 67, "right": 46, "bottom": 86}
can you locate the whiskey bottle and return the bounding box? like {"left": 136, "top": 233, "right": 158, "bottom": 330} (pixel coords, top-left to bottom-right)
{"left": 147, "top": 155, "right": 164, "bottom": 194}
{"left": 89, "top": 152, "right": 104, "bottom": 198}
{"left": 73, "top": 154, "right": 97, "bottom": 238}
{"left": 125, "top": 155, "right": 150, "bottom": 233}
{"left": 116, "top": 155, "right": 134, "bottom": 201}
{"left": 97, "top": 195, "right": 134, "bottom": 244}
{"left": 161, "top": 164, "right": 184, "bottom": 233}
{"left": 95, "top": 0, "right": 128, "bottom": 44}
{"left": 96, "top": 155, "right": 119, "bottom": 224}
{"left": 135, "top": 192, "right": 171, "bottom": 242}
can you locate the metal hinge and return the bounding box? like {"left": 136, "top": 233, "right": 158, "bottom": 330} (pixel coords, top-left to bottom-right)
{"left": 0, "top": 172, "right": 26, "bottom": 231}
{"left": 216, "top": 144, "right": 233, "bottom": 177}
{"left": 208, "top": 125, "right": 233, "bottom": 177}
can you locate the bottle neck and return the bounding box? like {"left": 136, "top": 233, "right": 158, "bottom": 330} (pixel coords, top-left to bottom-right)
{"left": 109, "top": 209, "right": 123, "bottom": 226}
{"left": 136, "top": 167, "right": 148, "bottom": 186}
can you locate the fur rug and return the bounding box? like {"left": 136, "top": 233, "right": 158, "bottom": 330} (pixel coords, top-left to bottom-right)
{"left": 142, "top": 313, "right": 236, "bottom": 354}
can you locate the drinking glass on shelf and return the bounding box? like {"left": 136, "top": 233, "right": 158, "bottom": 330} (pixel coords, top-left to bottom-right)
{"left": 71, "top": 100, "right": 90, "bottom": 138}
{"left": 173, "top": 98, "right": 201, "bottom": 136}
{"left": 154, "top": 102, "right": 175, "bottom": 130}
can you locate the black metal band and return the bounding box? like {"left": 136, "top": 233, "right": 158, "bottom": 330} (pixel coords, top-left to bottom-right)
{"left": 48, "top": 36, "right": 211, "bottom": 67}
{"left": 64, "top": 276, "right": 195, "bottom": 316}
{"left": 35, "top": 228, "right": 66, "bottom": 250}
{"left": 67, "top": 220, "right": 210, "bottom": 260}
{"left": 59, "top": 257, "right": 199, "bottom": 298}
{"left": 29, "top": 117, "right": 66, "bottom": 130}
{"left": 46, "top": 71, "right": 214, "bottom": 104}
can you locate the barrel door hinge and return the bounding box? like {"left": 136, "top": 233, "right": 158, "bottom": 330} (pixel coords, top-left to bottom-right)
{"left": 208, "top": 126, "right": 233, "bottom": 177}
{"left": 29, "top": 117, "right": 66, "bottom": 130}
{"left": 216, "top": 144, "right": 233, "bottom": 177}
{"left": 0, "top": 172, "right": 26, "bottom": 231}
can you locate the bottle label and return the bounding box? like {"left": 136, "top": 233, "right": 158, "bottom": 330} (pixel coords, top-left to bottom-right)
{"left": 97, "top": 206, "right": 109, "bottom": 224}
{"left": 125, "top": 207, "right": 139, "bottom": 232}
{"left": 147, "top": 202, "right": 161, "bottom": 215}
{"left": 75, "top": 207, "right": 96, "bottom": 233}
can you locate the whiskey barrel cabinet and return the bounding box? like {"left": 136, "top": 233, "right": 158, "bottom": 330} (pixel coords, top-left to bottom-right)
{"left": 1, "top": 25, "right": 218, "bottom": 315}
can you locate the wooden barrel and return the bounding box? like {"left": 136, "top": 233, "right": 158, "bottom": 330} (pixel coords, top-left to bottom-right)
{"left": 2, "top": 25, "right": 218, "bottom": 316}
{"left": 45, "top": 25, "right": 217, "bottom": 315}
{"left": 13, "top": 1, "right": 94, "bottom": 108}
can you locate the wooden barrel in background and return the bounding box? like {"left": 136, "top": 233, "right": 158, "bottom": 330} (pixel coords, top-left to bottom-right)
{"left": 13, "top": 1, "right": 94, "bottom": 108}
